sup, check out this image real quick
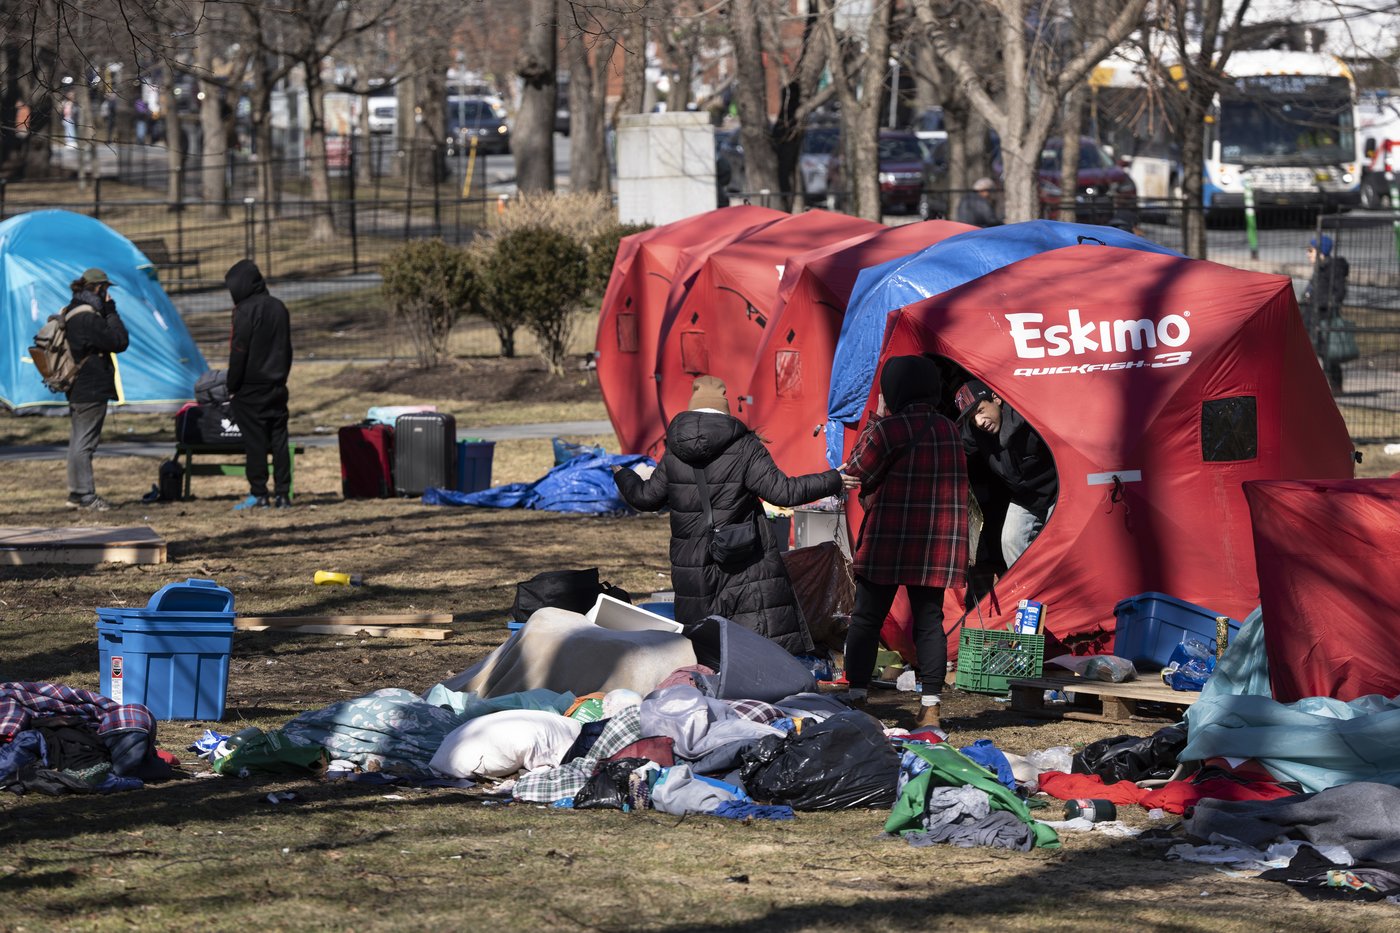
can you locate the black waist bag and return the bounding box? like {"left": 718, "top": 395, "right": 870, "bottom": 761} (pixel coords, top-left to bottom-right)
{"left": 511, "top": 568, "right": 632, "bottom": 623}
{"left": 693, "top": 463, "right": 760, "bottom": 566}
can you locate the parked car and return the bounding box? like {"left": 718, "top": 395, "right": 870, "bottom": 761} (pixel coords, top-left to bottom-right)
{"left": 828, "top": 129, "right": 942, "bottom": 216}
{"left": 799, "top": 126, "right": 839, "bottom": 197}
{"left": 1009, "top": 136, "right": 1137, "bottom": 222}
{"left": 367, "top": 96, "right": 397, "bottom": 134}
{"left": 446, "top": 96, "right": 510, "bottom": 155}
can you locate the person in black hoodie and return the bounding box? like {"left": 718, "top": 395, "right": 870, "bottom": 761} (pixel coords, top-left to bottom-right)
{"left": 63, "top": 268, "right": 129, "bottom": 511}
{"left": 613, "top": 376, "right": 842, "bottom": 655}
{"left": 1302, "top": 234, "right": 1351, "bottom": 391}
{"left": 225, "top": 259, "right": 293, "bottom": 509}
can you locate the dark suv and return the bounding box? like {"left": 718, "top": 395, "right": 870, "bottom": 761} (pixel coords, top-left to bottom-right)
{"left": 828, "top": 129, "right": 941, "bottom": 216}
{"left": 1030, "top": 137, "right": 1137, "bottom": 222}
{"left": 446, "top": 96, "right": 511, "bottom": 155}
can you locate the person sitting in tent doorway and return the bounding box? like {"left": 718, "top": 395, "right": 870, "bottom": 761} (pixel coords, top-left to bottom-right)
{"left": 612, "top": 375, "right": 841, "bottom": 655}
{"left": 838, "top": 355, "right": 968, "bottom": 731}
{"left": 954, "top": 379, "right": 1057, "bottom": 568}
{"left": 64, "top": 268, "right": 129, "bottom": 512}
{"left": 225, "top": 259, "right": 294, "bottom": 510}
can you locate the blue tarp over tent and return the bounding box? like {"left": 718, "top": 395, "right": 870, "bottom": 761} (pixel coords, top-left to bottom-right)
{"left": 0, "top": 210, "right": 208, "bottom": 410}
{"left": 423, "top": 453, "right": 654, "bottom": 514}
{"left": 824, "top": 220, "right": 1183, "bottom": 465}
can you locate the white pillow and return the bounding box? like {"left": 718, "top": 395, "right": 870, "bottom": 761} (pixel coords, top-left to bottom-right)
{"left": 429, "top": 709, "right": 582, "bottom": 779}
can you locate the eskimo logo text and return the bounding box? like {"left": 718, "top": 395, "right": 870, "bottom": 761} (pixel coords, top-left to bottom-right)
{"left": 1006, "top": 309, "right": 1191, "bottom": 358}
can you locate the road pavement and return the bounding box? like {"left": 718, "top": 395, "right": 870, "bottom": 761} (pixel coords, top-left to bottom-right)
{"left": 0, "top": 420, "right": 615, "bottom": 462}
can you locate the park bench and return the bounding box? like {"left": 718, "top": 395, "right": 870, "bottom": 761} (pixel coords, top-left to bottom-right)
{"left": 132, "top": 237, "right": 204, "bottom": 284}
{"left": 174, "top": 441, "right": 305, "bottom": 500}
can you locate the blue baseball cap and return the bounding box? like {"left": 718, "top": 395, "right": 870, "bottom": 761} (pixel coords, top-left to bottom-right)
{"left": 1308, "top": 235, "right": 1333, "bottom": 256}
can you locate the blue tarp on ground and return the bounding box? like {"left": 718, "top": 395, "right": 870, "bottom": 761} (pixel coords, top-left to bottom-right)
{"left": 823, "top": 220, "right": 1183, "bottom": 465}
{"left": 1181, "top": 610, "right": 1400, "bottom": 793}
{"left": 423, "top": 453, "right": 653, "bottom": 514}
{"left": 0, "top": 210, "right": 208, "bottom": 410}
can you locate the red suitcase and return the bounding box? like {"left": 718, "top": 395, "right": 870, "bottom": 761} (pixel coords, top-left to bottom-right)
{"left": 339, "top": 424, "right": 395, "bottom": 498}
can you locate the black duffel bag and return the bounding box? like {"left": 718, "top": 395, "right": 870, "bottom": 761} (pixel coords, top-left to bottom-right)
{"left": 510, "top": 568, "right": 632, "bottom": 623}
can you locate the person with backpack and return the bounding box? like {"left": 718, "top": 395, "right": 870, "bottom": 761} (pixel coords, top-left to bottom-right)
{"left": 226, "top": 259, "right": 293, "bottom": 509}
{"left": 63, "top": 268, "right": 129, "bottom": 511}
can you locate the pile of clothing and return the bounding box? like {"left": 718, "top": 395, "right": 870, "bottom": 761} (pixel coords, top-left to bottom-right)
{"left": 0, "top": 681, "right": 176, "bottom": 795}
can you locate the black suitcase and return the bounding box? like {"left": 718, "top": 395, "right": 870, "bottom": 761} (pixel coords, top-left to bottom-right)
{"left": 339, "top": 424, "right": 395, "bottom": 499}
{"left": 394, "top": 413, "right": 456, "bottom": 496}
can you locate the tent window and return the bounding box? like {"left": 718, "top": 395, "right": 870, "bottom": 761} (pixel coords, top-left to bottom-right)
{"left": 775, "top": 349, "right": 802, "bottom": 399}
{"left": 1202, "top": 396, "right": 1258, "bottom": 461}
{"left": 680, "top": 331, "right": 709, "bottom": 375}
{"left": 616, "top": 312, "right": 638, "bottom": 353}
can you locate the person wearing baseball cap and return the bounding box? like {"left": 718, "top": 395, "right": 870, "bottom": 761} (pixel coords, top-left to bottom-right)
{"left": 1303, "top": 233, "right": 1351, "bottom": 391}
{"left": 62, "top": 267, "right": 129, "bottom": 511}
{"left": 954, "top": 378, "right": 1057, "bottom": 568}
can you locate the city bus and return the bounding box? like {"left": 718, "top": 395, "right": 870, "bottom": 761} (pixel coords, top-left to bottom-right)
{"left": 1090, "top": 49, "right": 1360, "bottom": 216}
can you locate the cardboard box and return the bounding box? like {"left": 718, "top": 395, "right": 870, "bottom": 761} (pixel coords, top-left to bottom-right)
{"left": 1014, "top": 599, "right": 1045, "bottom": 635}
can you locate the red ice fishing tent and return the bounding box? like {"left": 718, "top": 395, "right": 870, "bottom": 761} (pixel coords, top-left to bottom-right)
{"left": 597, "top": 206, "right": 786, "bottom": 456}
{"left": 747, "top": 220, "right": 975, "bottom": 475}
{"left": 1244, "top": 478, "right": 1400, "bottom": 702}
{"left": 654, "top": 210, "right": 884, "bottom": 430}
{"left": 866, "top": 245, "right": 1354, "bottom": 657}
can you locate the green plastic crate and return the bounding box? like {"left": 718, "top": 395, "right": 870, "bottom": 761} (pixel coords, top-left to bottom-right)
{"left": 955, "top": 628, "right": 1045, "bottom": 694}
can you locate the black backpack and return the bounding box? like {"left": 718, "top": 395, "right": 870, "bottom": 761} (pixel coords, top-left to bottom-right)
{"left": 158, "top": 458, "right": 184, "bottom": 502}
{"left": 511, "top": 568, "right": 632, "bottom": 623}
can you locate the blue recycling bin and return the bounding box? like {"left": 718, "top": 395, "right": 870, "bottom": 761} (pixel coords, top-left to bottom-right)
{"left": 97, "top": 578, "right": 236, "bottom": 721}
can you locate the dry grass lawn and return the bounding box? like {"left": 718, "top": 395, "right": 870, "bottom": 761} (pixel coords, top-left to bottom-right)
{"left": 2, "top": 325, "right": 1398, "bottom": 930}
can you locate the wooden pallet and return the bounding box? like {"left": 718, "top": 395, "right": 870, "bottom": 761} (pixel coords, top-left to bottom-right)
{"left": 0, "top": 526, "right": 167, "bottom": 565}
{"left": 1008, "top": 673, "right": 1200, "bottom": 723}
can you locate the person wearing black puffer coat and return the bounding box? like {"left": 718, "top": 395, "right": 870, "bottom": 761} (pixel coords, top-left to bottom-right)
{"left": 614, "top": 376, "right": 842, "bottom": 655}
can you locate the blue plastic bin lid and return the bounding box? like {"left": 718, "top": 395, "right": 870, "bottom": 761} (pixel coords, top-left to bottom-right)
{"left": 145, "top": 578, "right": 236, "bottom": 613}
{"left": 1112, "top": 591, "right": 1240, "bottom": 626}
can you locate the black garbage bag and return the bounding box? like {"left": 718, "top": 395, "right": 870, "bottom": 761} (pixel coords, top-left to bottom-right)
{"left": 510, "top": 568, "right": 632, "bottom": 622}
{"left": 573, "top": 757, "right": 650, "bottom": 811}
{"left": 1071, "top": 725, "right": 1187, "bottom": 783}
{"left": 739, "top": 711, "right": 899, "bottom": 810}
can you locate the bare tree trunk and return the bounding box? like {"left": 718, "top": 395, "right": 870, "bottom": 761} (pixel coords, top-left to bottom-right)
{"left": 198, "top": 24, "right": 229, "bottom": 218}
{"left": 162, "top": 83, "right": 183, "bottom": 205}
{"left": 568, "top": 35, "right": 612, "bottom": 193}
{"left": 620, "top": 14, "right": 646, "bottom": 115}
{"left": 729, "top": 0, "right": 779, "bottom": 196}
{"left": 821, "top": 0, "right": 892, "bottom": 221}
{"left": 1058, "top": 87, "right": 1083, "bottom": 223}
{"left": 354, "top": 71, "right": 372, "bottom": 186}
{"left": 514, "top": 0, "right": 557, "bottom": 193}
{"left": 304, "top": 65, "right": 336, "bottom": 240}
{"left": 1180, "top": 95, "right": 1208, "bottom": 257}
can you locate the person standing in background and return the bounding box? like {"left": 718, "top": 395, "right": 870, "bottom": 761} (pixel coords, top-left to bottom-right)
{"left": 64, "top": 268, "right": 129, "bottom": 511}
{"left": 840, "top": 355, "right": 968, "bottom": 730}
{"left": 225, "top": 259, "right": 293, "bottom": 510}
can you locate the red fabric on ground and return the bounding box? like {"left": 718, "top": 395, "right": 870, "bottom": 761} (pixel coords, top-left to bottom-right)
{"left": 1036, "top": 771, "right": 1147, "bottom": 805}
{"left": 1139, "top": 778, "right": 1298, "bottom": 814}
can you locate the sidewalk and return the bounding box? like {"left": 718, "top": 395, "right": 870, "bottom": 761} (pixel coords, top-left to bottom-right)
{"left": 0, "top": 420, "right": 615, "bottom": 462}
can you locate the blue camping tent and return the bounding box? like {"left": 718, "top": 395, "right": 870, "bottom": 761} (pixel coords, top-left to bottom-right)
{"left": 824, "top": 219, "right": 1183, "bottom": 465}
{"left": 1, "top": 210, "right": 208, "bottom": 410}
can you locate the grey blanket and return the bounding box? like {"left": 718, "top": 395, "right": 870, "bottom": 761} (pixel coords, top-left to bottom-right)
{"left": 1183, "top": 782, "right": 1400, "bottom": 863}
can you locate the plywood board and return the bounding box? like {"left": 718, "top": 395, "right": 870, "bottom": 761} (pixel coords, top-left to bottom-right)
{"left": 236, "top": 614, "right": 453, "bottom": 628}
{"left": 0, "top": 526, "right": 167, "bottom": 566}
{"left": 235, "top": 622, "right": 449, "bottom": 640}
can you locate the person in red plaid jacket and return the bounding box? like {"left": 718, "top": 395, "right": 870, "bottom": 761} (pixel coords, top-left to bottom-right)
{"left": 839, "top": 355, "right": 968, "bottom": 730}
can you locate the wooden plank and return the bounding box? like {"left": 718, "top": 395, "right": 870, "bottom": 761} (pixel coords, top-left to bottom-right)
{"left": 236, "top": 623, "right": 450, "bottom": 640}
{"left": 236, "top": 614, "right": 453, "bottom": 628}
{"left": 0, "top": 526, "right": 167, "bottom": 565}
{"left": 1008, "top": 672, "right": 1197, "bottom": 724}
